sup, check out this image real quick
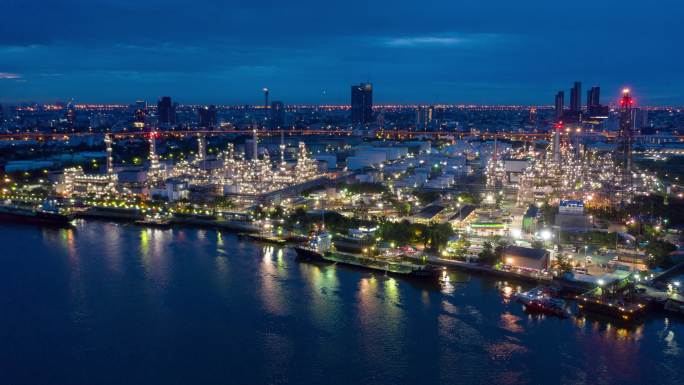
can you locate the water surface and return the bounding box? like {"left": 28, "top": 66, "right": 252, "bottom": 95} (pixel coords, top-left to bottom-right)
{"left": 1, "top": 221, "right": 682, "bottom": 385}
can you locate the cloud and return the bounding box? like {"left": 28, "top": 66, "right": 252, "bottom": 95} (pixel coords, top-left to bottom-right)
{"left": 0, "top": 72, "right": 21, "bottom": 79}
{"left": 384, "top": 36, "right": 467, "bottom": 47}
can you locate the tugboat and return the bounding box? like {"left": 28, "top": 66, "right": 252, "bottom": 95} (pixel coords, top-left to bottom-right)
{"left": 524, "top": 298, "right": 569, "bottom": 318}
{"left": 514, "top": 286, "right": 568, "bottom": 317}
{"left": 0, "top": 199, "right": 74, "bottom": 227}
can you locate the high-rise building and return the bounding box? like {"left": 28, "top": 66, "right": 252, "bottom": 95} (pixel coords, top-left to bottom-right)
{"left": 416, "top": 106, "right": 427, "bottom": 130}
{"left": 554, "top": 91, "right": 565, "bottom": 120}
{"left": 270, "top": 101, "right": 285, "bottom": 129}
{"left": 618, "top": 88, "right": 634, "bottom": 200}
{"left": 631, "top": 108, "right": 648, "bottom": 136}
{"left": 351, "top": 83, "right": 373, "bottom": 125}
{"left": 263, "top": 88, "right": 269, "bottom": 109}
{"left": 66, "top": 100, "right": 77, "bottom": 124}
{"left": 157, "top": 96, "right": 176, "bottom": 125}
{"left": 570, "top": 81, "right": 582, "bottom": 112}
{"left": 134, "top": 100, "right": 147, "bottom": 123}
{"left": 586, "top": 86, "right": 600, "bottom": 109}
{"left": 198, "top": 105, "right": 217, "bottom": 128}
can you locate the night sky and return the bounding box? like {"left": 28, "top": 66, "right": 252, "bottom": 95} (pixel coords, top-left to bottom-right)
{"left": 1, "top": 0, "right": 682, "bottom": 105}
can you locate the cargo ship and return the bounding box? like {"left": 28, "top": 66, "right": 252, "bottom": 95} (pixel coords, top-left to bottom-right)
{"left": 0, "top": 200, "right": 74, "bottom": 226}
{"left": 321, "top": 251, "right": 441, "bottom": 277}
{"left": 293, "top": 232, "right": 332, "bottom": 260}
{"left": 293, "top": 232, "right": 440, "bottom": 277}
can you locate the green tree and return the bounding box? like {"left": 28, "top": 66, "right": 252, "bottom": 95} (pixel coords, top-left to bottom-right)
{"left": 426, "top": 222, "right": 454, "bottom": 252}
{"left": 555, "top": 254, "right": 574, "bottom": 274}
{"left": 478, "top": 241, "right": 498, "bottom": 266}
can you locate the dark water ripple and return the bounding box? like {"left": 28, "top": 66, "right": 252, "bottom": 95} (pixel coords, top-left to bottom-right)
{"left": 0, "top": 221, "right": 682, "bottom": 385}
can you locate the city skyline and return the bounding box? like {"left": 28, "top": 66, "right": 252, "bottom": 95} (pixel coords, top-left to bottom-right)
{"left": 1, "top": 0, "right": 683, "bottom": 105}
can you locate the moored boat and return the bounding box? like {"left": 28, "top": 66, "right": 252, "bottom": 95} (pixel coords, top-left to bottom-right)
{"left": 0, "top": 200, "right": 74, "bottom": 227}
{"left": 321, "top": 251, "right": 441, "bottom": 278}
{"left": 292, "top": 231, "right": 332, "bottom": 260}
{"left": 524, "top": 298, "right": 568, "bottom": 318}
{"left": 134, "top": 216, "right": 172, "bottom": 228}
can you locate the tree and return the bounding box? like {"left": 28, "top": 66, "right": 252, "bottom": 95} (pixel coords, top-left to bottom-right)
{"left": 378, "top": 220, "right": 415, "bottom": 246}
{"left": 213, "top": 196, "right": 235, "bottom": 210}
{"left": 494, "top": 239, "right": 510, "bottom": 259}
{"left": 414, "top": 190, "right": 441, "bottom": 205}
{"left": 425, "top": 222, "right": 454, "bottom": 252}
{"left": 555, "top": 254, "right": 574, "bottom": 274}
{"left": 478, "top": 241, "right": 498, "bottom": 266}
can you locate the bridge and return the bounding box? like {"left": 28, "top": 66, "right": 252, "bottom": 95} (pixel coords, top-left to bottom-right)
{"left": 0, "top": 128, "right": 611, "bottom": 142}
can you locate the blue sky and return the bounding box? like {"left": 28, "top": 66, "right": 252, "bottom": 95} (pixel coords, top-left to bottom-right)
{"left": 1, "top": 0, "right": 682, "bottom": 105}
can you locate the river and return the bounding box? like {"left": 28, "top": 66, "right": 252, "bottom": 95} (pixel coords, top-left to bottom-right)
{"left": 1, "top": 221, "right": 682, "bottom": 385}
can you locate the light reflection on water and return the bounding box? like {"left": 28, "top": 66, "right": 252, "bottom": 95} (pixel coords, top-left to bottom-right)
{"left": 259, "top": 245, "right": 288, "bottom": 316}
{"left": 299, "top": 262, "right": 340, "bottom": 329}
{"left": 2, "top": 222, "right": 677, "bottom": 385}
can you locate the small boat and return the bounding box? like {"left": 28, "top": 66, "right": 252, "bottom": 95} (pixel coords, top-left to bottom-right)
{"left": 513, "top": 286, "right": 568, "bottom": 317}
{"left": 524, "top": 298, "right": 568, "bottom": 318}
{"left": 513, "top": 286, "right": 559, "bottom": 305}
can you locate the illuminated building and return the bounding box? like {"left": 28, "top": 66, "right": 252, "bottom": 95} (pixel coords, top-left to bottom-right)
{"left": 66, "top": 100, "right": 77, "bottom": 124}
{"left": 198, "top": 105, "right": 217, "bottom": 128}
{"left": 104, "top": 134, "right": 114, "bottom": 175}
{"left": 134, "top": 100, "right": 147, "bottom": 123}
{"left": 618, "top": 88, "right": 635, "bottom": 202}
{"left": 147, "top": 131, "right": 164, "bottom": 183}
{"left": 351, "top": 83, "right": 373, "bottom": 125}
{"left": 58, "top": 167, "right": 118, "bottom": 197}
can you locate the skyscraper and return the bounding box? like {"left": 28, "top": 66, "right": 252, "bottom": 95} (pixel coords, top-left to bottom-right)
{"left": 263, "top": 88, "right": 269, "bottom": 109}
{"left": 270, "top": 101, "right": 285, "bottom": 129}
{"left": 570, "top": 81, "right": 582, "bottom": 112}
{"left": 351, "top": 83, "right": 373, "bottom": 125}
{"left": 554, "top": 91, "right": 564, "bottom": 120}
{"left": 586, "top": 86, "right": 600, "bottom": 109}
{"left": 618, "top": 88, "right": 635, "bottom": 201}
{"left": 198, "top": 105, "right": 217, "bottom": 128}
{"left": 157, "top": 96, "right": 176, "bottom": 125}
{"left": 134, "top": 100, "right": 147, "bottom": 123}
{"left": 66, "top": 100, "right": 77, "bottom": 124}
